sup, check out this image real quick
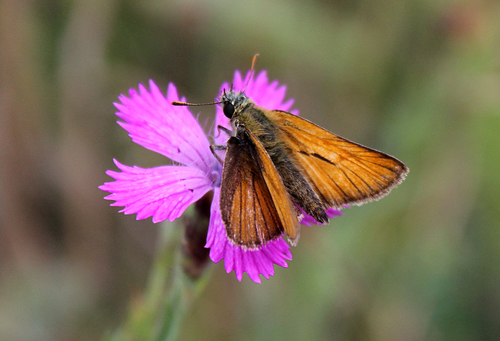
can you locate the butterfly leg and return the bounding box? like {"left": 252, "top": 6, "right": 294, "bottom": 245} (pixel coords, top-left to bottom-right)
{"left": 216, "top": 125, "right": 232, "bottom": 137}
{"left": 211, "top": 125, "right": 232, "bottom": 163}
{"left": 210, "top": 144, "right": 227, "bottom": 164}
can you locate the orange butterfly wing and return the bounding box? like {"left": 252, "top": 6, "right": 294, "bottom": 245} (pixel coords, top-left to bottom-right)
{"left": 265, "top": 110, "right": 409, "bottom": 210}
{"left": 220, "top": 126, "right": 299, "bottom": 249}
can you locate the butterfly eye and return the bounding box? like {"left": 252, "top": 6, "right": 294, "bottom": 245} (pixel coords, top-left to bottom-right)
{"left": 223, "top": 102, "right": 235, "bottom": 118}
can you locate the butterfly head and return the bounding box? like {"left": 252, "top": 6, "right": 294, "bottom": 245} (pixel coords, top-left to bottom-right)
{"left": 220, "top": 90, "right": 254, "bottom": 119}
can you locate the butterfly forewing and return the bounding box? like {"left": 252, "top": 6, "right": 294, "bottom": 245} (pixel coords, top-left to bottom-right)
{"left": 265, "top": 110, "right": 409, "bottom": 209}
{"left": 220, "top": 127, "right": 299, "bottom": 249}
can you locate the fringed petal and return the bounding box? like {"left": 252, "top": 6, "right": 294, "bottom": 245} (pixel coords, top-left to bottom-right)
{"left": 100, "top": 160, "right": 214, "bottom": 223}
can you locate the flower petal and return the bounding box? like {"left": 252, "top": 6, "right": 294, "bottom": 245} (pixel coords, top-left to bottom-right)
{"left": 299, "top": 207, "right": 343, "bottom": 227}
{"left": 99, "top": 159, "right": 214, "bottom": 223}
{"left": 115, "top": 80, "right": 216, "bottom": 173}
{"left": 206, "top": 188, "right": 292, "bottom": 283}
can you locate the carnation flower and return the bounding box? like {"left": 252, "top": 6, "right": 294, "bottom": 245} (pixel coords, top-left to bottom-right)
{"left": 99, "top": 70, "right": 342, "bottom": 283}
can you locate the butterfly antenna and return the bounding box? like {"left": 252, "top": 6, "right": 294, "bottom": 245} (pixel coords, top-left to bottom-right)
{"left": 173, "top": 88, "right": 228, "bottom": 107}
{"left": 242, "top": 53, "right": 259, "bottom": 93}
{"left": 172, "top": 100, "right": 222, "bottom": 107}
{"left": 174, "top": 54, "right": 259, "bottom": 105}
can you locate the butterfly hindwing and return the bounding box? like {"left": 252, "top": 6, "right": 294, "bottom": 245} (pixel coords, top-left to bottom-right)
{"left": 219, "top": 126, "right": 299, "bottom": 248}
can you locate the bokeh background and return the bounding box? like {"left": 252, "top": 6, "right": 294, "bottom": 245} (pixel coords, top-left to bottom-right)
{"left": 1, "top": 0, "right": 500, "bottom": 340}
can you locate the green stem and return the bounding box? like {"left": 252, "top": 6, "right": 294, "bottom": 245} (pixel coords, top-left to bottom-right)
{"left": 104, "top": 214, "right": 212, "bottom": 341}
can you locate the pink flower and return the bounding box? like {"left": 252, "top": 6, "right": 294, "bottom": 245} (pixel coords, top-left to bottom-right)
{"left": 99, "top": 70, "right": 342, "bottom": 283}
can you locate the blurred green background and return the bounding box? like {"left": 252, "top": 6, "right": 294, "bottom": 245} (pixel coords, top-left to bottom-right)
{"left": 1, "top": 0, "right": 500, "bottom": 340}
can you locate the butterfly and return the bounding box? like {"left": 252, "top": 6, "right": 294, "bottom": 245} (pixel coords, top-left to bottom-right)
{"left": 173, "top": 56, "right": 409, "bottom": 250}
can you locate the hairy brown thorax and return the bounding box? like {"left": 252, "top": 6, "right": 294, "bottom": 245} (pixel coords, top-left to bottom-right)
{"left": 236, "top": 105, "right": 328, "bottom": 223}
